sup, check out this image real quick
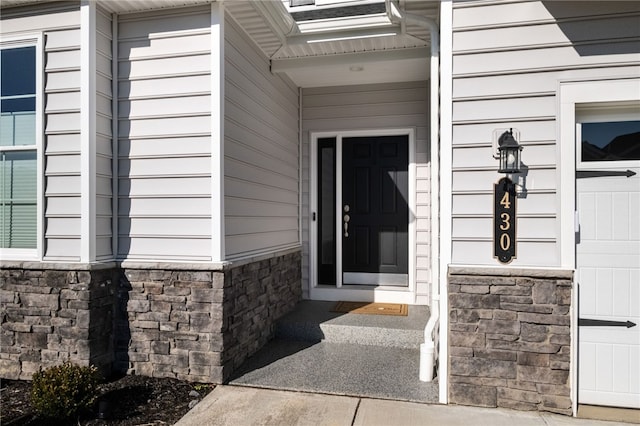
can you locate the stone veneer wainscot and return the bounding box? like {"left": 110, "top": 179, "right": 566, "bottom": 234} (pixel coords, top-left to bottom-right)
{"left": 1, "top": 249, "right": 301, "bottom": 383}
{"left": 448, "top": 266, "right": 573, "bottom": 415}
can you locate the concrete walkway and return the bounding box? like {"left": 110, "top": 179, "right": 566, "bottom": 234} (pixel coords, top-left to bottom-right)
{"left": 175, "top": 385, "right": 632, "bottom": 426}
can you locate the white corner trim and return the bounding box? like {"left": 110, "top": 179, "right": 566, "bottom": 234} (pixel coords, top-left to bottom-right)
{"left": 80, "top": 0, "right": 97, "bottom": 263}
{"left": 438, "top": 0, "right": 454, "bottom": 405}
{"left": 211, "top": 2, "right": 225, "bottom": 262}
{"left": 111, "top": 13, "right": 119, "bottom": 260}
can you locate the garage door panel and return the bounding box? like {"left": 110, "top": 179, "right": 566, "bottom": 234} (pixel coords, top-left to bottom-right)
{"left": 612, "top": 269, "right": 635, "bottom": 317}
{"left": 597, "top": 344, "right": 614, "bottom": 392}
{"left": 579, "top": 341, "right": 597, "bottom": 390}
{"left": 613, "top": 346, "right": 630, "bottom": 393}
{"left": 581, "top": 328, "right": 640, "bottom": 345}
{"left": 577, "top": 158, "right": 639, "bottom": 408}
{"left": 631, "top": 269, "right": 640, "bottom": 318}
{"left": 612, "top": 192, "right": 630, "bottom": 240}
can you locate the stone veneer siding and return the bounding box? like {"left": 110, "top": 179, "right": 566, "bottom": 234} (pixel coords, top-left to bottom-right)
{"left": 1, "top": 249, "right": 301, "bottom": 383}
{"left": 117, "top": 249, "right": 301, "bottom": 383}
{"left": 0, "top": 264, "right": 118, "bottom": 379}
{"left": 448, "top": 266, "right": 573, "bottom": 415}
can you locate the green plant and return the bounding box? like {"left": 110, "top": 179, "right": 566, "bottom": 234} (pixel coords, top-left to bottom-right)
{"left": 31, "top": 362, "right": 102, "bottom": 420}
{"left": 193, "top": 383, "right": 212, "bottom": 392}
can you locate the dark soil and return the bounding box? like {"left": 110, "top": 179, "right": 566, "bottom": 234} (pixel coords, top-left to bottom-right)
{"left": 0, "top": 375, "right": 214, "bottom": 426}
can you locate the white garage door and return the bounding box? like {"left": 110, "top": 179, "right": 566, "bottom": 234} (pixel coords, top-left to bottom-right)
{"left": 577, "top": 119, "right": 640, "bottom": 409}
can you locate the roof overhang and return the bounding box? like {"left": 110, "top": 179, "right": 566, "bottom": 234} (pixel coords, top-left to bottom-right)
{"left": 240, "top": 0, "right": 438, "bottom": 88}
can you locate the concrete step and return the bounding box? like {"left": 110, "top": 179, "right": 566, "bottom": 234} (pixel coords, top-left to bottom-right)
{"left": 229, "top": 339, "right": 439, "bottom": 403}
{"left": 275, "top": 300, "right": 430, "bottom": 349}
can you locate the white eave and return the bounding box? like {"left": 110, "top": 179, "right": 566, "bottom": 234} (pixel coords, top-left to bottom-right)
{"left": 228, "top": 0, "right": 438, "bottom": 87}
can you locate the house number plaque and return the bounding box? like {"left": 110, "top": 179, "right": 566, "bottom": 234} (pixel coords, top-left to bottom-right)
{"left": 494, "top": 177, "right": 517, "bottom": 264}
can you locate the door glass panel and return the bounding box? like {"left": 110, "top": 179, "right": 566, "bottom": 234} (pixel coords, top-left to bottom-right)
{"left": 581, "top": 120, "right": 640, "bottom": 162}
{"left": 317, "top": 137, "right": 336, "bottom": 285}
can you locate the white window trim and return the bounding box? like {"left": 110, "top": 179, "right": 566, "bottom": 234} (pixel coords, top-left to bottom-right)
{"left": 0, "top": 34, "right": 44, "bottom": 262}
{"left": 309, "top": 128, "right": 416, "bottom": 304}
{"left": 576, "top": 105, "right": 640, "bottom": 169}
{"left": 558, "top": 76, "right": 640, "bottom": 417}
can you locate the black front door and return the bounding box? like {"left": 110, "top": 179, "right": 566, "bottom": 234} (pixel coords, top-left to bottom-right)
{"left": 341, "top": 136, "right": 408, "bottom": 285}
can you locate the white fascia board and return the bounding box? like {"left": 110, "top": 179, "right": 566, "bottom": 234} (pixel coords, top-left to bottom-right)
{"left": 211, "top": 2, "right": 225, "bottom": 262}
{"left": 80, "top": 0, "right": 96, "bottom": 263}
{"left": 271, "top": 46, "right": 428, "bottom": 72}
{"left": 296, "top": 13, "right": 392, "bottom": 33}
{"left": 286, "top": 24, "right": 399, "bottom": 44}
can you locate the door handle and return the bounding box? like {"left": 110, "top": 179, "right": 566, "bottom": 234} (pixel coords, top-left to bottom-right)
{"left": 343, "top": 213, "right": 350, "bottom": 237}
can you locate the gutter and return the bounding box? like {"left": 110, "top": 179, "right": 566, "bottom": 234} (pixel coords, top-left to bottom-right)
{"left": 386, "top": 0, "right": 440, "bottom": 383}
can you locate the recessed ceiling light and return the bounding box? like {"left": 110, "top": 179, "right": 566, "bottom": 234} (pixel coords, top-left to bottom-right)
{"left": 350, "top": 66, "right": 364, "bottom": 72}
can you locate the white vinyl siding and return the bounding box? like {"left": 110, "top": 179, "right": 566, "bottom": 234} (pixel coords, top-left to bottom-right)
{"left": 224, "top": 14, "right": 300, "bottom": 259}
{"left": 40, "top": 10, "right": 82, "bottom": 261}
{"left": 117, "top": 7, "right": 212, "bottom": 261}
{"left": 302, "top": 81, "right": 429, "bottom": 300}
{"left": 1, "top": 5, "right": 84, "bottom": 260}
{"left": 95, "top": 7, "right": 112, "bottom": 260}
{"left": 450, "top": 0, "right": 640, "bottom": 266}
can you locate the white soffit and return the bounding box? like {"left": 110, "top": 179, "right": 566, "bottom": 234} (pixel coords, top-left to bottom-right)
{"left": 285, "top": 55, "right": 428, "bottom": 87}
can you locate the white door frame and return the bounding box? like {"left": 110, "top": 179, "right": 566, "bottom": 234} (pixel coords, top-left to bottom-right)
{"left": 309, "top": 128, "right": 416, "bottom": 304}
{"left": 558, "top": 76, "right": 640, "bottom": 415}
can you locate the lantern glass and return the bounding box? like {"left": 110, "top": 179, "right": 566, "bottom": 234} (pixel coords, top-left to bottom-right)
{"left": 498, "top": 146, "right": 521, "bottom": 173}
{"left": 497, "top": 131, "right": 522, "bottom": 174}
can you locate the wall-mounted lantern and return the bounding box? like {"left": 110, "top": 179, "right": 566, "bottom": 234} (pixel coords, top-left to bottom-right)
{"left": 497, "top": 129, "right": 523, "bottom": 174}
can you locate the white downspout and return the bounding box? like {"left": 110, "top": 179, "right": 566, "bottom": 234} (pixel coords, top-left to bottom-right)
{"left": 386, "top": 0, "right": 440, "bottom": 383}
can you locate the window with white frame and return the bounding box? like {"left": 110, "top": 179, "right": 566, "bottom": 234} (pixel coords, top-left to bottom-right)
{"left": 0, "top": 44, "right": 38, "bottom": 250}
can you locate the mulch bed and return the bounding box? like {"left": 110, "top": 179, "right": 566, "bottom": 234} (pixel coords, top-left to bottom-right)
{"left": 0, "top": 375, "right": 214, "bottom": 426}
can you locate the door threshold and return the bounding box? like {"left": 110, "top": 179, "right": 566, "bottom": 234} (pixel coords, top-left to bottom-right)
{"left": 577, "top": 404, "right": 640, "bottom": 424}
{"left": 310, "top": 286, "right": 417, "bottom": 304}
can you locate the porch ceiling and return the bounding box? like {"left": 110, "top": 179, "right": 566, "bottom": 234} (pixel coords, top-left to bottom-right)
{"left": 225, "top": 0, "right": 439, "bottom": 88}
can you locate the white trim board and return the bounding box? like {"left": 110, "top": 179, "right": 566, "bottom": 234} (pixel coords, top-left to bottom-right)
{"left": 80, "top": 0, "right": 97, "bottom": 263}
{"left": 309, "top": 128, "right": 417, "bottom": 304}
{"left": 0, "top": 33, "right": 44, "bottom": 262}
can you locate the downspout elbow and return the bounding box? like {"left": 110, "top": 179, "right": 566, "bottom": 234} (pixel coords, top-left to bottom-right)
{"left": 420, "top": 299, "right": 439, "bottom": 382}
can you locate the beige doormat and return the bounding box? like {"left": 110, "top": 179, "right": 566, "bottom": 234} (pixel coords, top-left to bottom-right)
{"left": 332, "top": 301, "right": 408, "bottom": 316}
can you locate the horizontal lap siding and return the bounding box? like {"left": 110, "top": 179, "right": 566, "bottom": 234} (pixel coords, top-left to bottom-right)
{"left": 96, "top": 8, "right": 112, "bottom": 260}
{"left": 37, "top": 8, "right": 82, "bottom": 261}
{"left": 451, "top": 0, "right": 640, "bottom": 266}
{"left": 302, "top": 81, "right": 429, "bottom": 300}
{"left": 118, "top": 7, "right": 212, "bottom": 261}
{"left": 224, "top": 15, "right": 299, "bottom": 259}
